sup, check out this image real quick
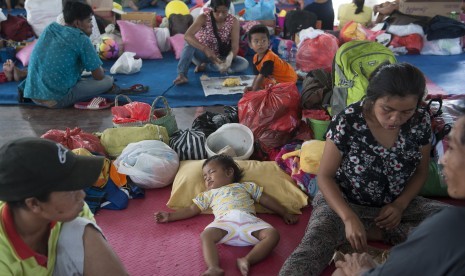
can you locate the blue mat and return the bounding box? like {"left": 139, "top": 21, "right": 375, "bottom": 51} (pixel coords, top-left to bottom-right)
{"left": 2, "top": 52, "right": 464, "bottom": 107}
{"left": 0, "top": 5, "right": 464, "bottom": 106}
{"left": 397, "top": 54, "right": 465, "bottom": 95}
{"left": 103, "top": 51, "right": 254, "bottom": 107}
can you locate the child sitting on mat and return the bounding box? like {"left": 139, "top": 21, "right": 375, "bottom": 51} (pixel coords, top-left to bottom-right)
{"left": 244, "top": 24, "right": 297, "bottom": 92}
{"left": 154, "top": 154, "right": 298, "bottom": 276}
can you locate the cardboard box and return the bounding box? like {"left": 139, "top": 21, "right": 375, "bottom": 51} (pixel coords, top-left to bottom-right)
{"left": 121, "top": 12, "right": 157, "bottom": 28}
{"left": 399, "top": 0, "right": 462, "bottom": 18}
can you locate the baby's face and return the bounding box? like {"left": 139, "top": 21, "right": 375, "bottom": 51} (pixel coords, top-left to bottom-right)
{"left": 249, "top": 33, "right": 270, "bottom": 55}
{"left": 202, "top": 161, "right": 234, "bottom": 190}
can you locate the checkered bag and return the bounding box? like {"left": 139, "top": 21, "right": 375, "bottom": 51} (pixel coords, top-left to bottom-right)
{"left": 169, "top": 129, "right": 207, "bottom": 161}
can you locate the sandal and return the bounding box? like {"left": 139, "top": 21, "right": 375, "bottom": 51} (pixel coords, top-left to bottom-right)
{"left": 74, "top": 97, "right": 113, "bottom": 110}
{"left": 105, "top": 84, "right": 149, "bottom": 95}
{"left": 120, "top": 84, "right": 149, "bottom": 94}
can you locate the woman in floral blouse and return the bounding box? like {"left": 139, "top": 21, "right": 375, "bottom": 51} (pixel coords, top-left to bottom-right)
{"left": 173, "top": 0, "right": 249, "bottom": 85}
{"left": 280, "top": 63, "right": 447, "bottom": 276}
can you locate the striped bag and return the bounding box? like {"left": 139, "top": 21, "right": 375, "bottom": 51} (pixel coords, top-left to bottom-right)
{"left": 169, "top": 129, "right": 207, "bottom": 161}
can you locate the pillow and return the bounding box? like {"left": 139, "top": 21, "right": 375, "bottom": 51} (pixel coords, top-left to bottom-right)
{"left": 16, "top": 39, "right": 37, "bottom": 66}
{"left": 167, "top": 160, "right": 308, "bottom": 214}
{"left": 117, "top": 20, "right": 162, "bottom": 59}
{"left": 168, "top": 34, "right": 185, "bottom": 59}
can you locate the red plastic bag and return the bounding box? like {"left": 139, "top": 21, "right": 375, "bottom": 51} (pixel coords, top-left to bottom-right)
{"left": 111, "top": 102, "right": 152, "bottom": 124}
{"left": 296, "top": 33, "right": 339, "bottom": 73}
{"left": 302, "top": 109, "right": 331, "bottom": 121}
{"left": 41, "top": 127, "right": 106, "bottom": 156}
{"left": 238, "top": 82, "right": 301, "bottom": 150}
{"left": 390, "top": 34, "right": 423, "bottom": 55}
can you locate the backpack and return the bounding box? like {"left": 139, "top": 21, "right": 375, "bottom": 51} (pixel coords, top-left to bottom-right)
{"left": 301, "top": 69, "right": 332, "bottom": 110}
{"left": 330, "top": 40, "right": 396, "bottom": 116}
{"left": 168, "top": 14, "right": 193, "bottom": 36}
{"left": 283, "top": 10, "right": 317, "bottom": 39}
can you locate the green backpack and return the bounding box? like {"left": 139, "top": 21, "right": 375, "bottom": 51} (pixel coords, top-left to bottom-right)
{"left": 330, "top": 40, "right": 397, "bottom": 115}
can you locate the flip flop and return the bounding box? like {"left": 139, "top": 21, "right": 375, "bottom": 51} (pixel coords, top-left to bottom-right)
{"left": 105, "top": 84, "right": 149, "bottom": 95}
{"left": 120, "top": 84, "right": 149, "bottom": 94}
{"left": 74, "top": 97, "right": 113, "bottom": 110}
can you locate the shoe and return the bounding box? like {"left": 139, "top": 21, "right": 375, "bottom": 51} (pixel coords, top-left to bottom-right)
{"left": 105, "top": 84, "right": 149, "bottom": 95}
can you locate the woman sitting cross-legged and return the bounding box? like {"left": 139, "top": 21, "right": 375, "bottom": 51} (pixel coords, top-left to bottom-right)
{"left": 334, "top": 114, "right": 465, "bottom": 276}
{"left": 173, "top": 0, "right": 249, "bottom": 85}
{"left": 279, "top": 63, "right": 448, "bottom": 276}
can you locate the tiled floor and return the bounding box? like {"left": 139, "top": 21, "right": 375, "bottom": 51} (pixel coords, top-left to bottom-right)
{"left": 0, "top": 105, "right": 225, "bottom": 147}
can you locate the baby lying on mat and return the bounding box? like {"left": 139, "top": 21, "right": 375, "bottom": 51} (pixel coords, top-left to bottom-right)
{"left": 154, "top": 154, "right": 298, "bottom": 276}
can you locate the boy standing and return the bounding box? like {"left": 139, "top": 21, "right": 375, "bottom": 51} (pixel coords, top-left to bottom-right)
{"left": 245, "top": 24, "right": 297, "bottom": 92}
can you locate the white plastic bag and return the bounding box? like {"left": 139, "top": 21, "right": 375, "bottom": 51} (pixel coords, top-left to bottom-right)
{"left": 154, "top": 27, "right": 171, "bottom": 52}
{"left": 110, "top": 52, "right": 142, "bottom": 74}
{"left": 0, "top": 9, "right": 7, "bottom": 22}
{"left": 421, "top": 37, "right": 463, "bottom": 56}
{"left": 114, "top": 140, "right": 179, "bottom": 188}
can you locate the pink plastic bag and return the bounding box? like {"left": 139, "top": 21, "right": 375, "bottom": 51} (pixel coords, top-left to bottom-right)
{"left": 41, "top": 127, "right": 106, "bottom": 156}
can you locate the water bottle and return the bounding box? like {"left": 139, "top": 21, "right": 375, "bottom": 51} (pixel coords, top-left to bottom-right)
{"left": 278, "top": 43, "right": 288, "bottom": 62}
{"left": 289, "top": 45, "right": 297, "bottom": 69}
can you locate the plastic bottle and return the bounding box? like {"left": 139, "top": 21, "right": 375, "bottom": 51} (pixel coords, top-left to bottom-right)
{"left": 278, "top": 43, "right": 288, "bottom": 62}
{"left": 289, "top": 45, "right": 297, "bottom": 69}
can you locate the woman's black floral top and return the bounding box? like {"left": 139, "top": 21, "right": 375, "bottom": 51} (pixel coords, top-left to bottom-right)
{"left": 326, "top": 101, "right": 431, "bottom": 207}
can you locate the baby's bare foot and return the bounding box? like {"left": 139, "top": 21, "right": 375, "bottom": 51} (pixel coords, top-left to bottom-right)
{"left": 3, "top": 59, "right": 14, "bottom": 82}
{"left": 202, "top": 266, "right": 224, "bottom": 276}
{"left": 173, "top": 74, "right": 188, "bottom": 85}
{"left": 237, "top": 257, "right": 250, "bottom": 276}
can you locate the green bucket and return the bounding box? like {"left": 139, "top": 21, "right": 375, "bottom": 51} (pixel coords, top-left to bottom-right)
{"left": 308, "top": 119, "right": 330, "bottom": 141}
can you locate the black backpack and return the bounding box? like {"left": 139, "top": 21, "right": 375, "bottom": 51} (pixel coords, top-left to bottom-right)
{"left": 301, "top": 69, "right": 332, "bottom": 110}
{"left": 283, "top": 10, "right": 317, "bottom": 39}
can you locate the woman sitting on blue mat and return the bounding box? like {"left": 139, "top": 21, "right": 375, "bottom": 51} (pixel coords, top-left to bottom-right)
{"left": 173, "top": 0, "right": 249, "bottom": 85}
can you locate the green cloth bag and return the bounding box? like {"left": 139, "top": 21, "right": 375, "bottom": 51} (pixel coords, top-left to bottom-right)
{"left": 99, "top": 124, "right": 169, "bottom": 158}
{"left": 420, "top": 161, "right": 448, "bottom": 197}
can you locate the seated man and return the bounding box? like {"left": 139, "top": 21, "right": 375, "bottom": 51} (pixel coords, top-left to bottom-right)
{"left": 19, "top": 1, "right": 113, "bottom": 108}
{"left": 0, "top": 137, "right": 128, "bottom": 275}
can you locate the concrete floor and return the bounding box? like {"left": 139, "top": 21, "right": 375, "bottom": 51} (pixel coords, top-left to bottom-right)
{"left": 0, "top": 104, "right": 225, "bottom": 147}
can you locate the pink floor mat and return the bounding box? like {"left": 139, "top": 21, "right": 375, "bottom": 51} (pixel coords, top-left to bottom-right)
{"left": 95, "top": 186, "right": 315, "bottom": 276}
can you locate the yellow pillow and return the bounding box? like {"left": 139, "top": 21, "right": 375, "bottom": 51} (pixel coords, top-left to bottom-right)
{"left": 167, "top": 160, "right": 308, "bottom": 214}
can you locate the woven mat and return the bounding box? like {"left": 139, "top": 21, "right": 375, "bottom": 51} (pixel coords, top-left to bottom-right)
{"left": 95, "top": 186, "right": 313, "bottom": 276}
